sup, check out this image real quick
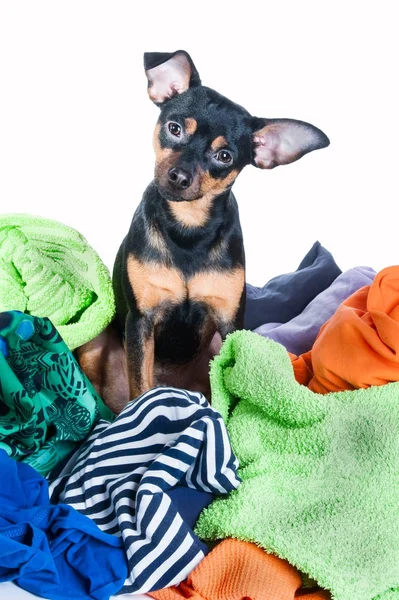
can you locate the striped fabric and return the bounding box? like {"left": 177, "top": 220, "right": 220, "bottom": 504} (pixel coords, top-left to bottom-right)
{"left": 49, "top": 387, "right": 240, "bottom": 595}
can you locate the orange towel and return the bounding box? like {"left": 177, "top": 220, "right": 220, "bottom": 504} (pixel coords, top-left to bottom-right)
{"left": 149, "top": 539, "right": 329, "bottom": 600}
{"left": 290, "top": 266, "right": 399, "bottom": 393}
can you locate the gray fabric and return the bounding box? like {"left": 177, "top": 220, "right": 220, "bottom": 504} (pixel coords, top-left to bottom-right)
{"left": 244, "top": 241, "right": 342, "bottom": 330}
{"left": 255, "top": 266, "right": 376, "bottom": 355}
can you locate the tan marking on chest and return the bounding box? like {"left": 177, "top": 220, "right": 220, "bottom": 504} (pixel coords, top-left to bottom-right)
{"left": 185, "top": 118, "right": 198, "bottom": 135}
{"left": 168, "top": 169, "right": 239, "bottom": 229}
{"left": 188, "top": 267, "right": 245, "bottom": 322}
{"left": 127, "top": 256, "right": 186, "bottom": 313}
{"left": 211, "top": 136, "right": 228, "bottom": 151}
{"left": 168, "top": 196, "right": 214, "bottom": 228}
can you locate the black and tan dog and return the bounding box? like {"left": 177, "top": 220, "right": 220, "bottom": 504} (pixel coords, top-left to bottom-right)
{"left": 78, "top": 50, "right": 329, "bottom": 409}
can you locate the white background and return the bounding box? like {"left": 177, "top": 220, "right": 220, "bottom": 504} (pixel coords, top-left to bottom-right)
{"left": 0, "top": 0, "right": 398, "bottom": 285}
{"left": 0, "top": 5, "right": 397, "bottom": 599}
{"left": 0, "top": 581, "right": 148, "bottom": 600}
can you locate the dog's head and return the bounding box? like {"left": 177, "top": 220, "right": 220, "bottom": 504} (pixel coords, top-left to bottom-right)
{"left": 144, "top": 50, "right": 329, "bottom": 202}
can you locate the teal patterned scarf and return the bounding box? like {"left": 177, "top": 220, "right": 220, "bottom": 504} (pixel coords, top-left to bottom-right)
{"left": 0, "top": 311, "right": 114, "bottom": 476}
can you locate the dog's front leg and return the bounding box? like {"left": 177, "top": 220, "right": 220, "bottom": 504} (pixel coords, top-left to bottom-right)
{"left": 217, "top": 287, "right": 246, "bottom": 342}
{"left": 125, "top": 311, "right": 154, "bottom": 401}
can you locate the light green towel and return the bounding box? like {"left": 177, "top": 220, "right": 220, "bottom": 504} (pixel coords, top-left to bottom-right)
{"left": 0, "top": 214, "right": 115, "bottom": 350}
{"left": 195, "top": 330, "right": 399, "bottom": 600}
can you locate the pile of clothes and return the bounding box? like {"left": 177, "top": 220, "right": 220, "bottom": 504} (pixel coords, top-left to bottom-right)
{"left": 2, "top": 222, "right": 399, "bottom": 600}
{"left": 0, "top": 312, "right": 239, "bottom": 599}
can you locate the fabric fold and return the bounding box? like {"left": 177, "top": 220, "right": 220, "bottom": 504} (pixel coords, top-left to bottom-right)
{"left": 149, "top": 539, "right": 330, "bottom": 600}
{"left": 0, "top": 311, "right": 113, "bottom": 476}
{"left": 49, "top": 387, "right": 240, "bottom": 595}
{"left": 290, "top": 265, "right": 399, "bottom": 393}
{"left": 0, "top": 450, "right": 127, "bottom": 600}
{"left": 195, "top": 330, "right": 399, "bottom": 600}
{"left": 244, "top": 241, "right": 341, "bottom": 330}
{"left": 0, "top": 214, "right": 115, "bottom": 351}
{"left": 255, "top": 266, "right": 375, "bottom": 355}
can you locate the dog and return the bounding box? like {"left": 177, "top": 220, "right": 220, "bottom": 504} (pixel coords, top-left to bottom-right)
{"left": 78, "top": 50, "right": 329, "bottom": 410}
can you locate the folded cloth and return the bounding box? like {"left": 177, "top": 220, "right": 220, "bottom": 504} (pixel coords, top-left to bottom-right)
{"left": 166, "top": 487, "right": 214, "bottom": 530}
{"left": 0, "top": 214, "right": 115, "bottom": 351}
{"left": 195, "top": 330, "right": 399, "bottom": 600}
{"left": 255, "top": 266, "right": 376, "bottom": 355}
{"left": 244, "top": 241, "right": 341, "bottom": 331}
{"left": 290, "top": 265, "right": 399, "bottom": 393}
{"left": 149, "top": 539, "right": 330, "bottom": 600}
{"left": 49, "top": 387, "right": 240, "bottom": 595}
{"left": 0, "top": 449, "right": 127, "bottom": 600}
{"left": 0, "top": 311, "right": 113, "bottom": 476}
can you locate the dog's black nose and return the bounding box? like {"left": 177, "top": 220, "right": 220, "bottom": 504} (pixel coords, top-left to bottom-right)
{"left": 168, "top": 167, "right": 192, "bottom": 190}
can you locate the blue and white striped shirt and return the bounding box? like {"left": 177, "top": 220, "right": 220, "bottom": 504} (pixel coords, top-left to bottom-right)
{"left": 49, "top": 387, "right": 240, "bottom": 595}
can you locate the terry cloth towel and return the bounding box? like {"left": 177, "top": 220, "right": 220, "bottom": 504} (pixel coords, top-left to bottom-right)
{"left": 290, "top": 265, "right": 399, "bottom": 393}
{"left": 0, "top": 311, "right": 113, "bottom": 476}
{"left": 0, "top": 213, "right": 115, "bottom": 351}
{"left": 255, "top": 266, "right": 376, "bottom": 355}
{"left": 244, "top": 241, "right": 341, "bottom": 331}
{"left": 0, "top": 449, "right": 127, "bottom": 600}
{"left": 149, "top": 539, "right": 330, "bottom": 600}
{"left": 49, "top": 387, "right": 240, "bottom": 596}
{"left": 195, "top": 330, "right": 399, "bottom": 600}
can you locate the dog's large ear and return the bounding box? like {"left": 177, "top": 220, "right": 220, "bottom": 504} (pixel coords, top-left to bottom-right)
{"left": 144, "top": 50, "right": 201, "bottom": 106}
{"left": 252, "top": 118, "right": 329, "bottom": 169}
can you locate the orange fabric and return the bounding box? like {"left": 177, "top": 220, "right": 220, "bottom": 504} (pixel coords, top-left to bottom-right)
{"left": 149, "top": 539, "right": 329, "bottom": 600}
{"left": 290, "top": 266, "right": 399, "bottom": 393}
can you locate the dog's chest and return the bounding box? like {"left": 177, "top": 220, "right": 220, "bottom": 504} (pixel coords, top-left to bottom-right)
{"left": 127, "top": 255, "right": 244, "bottom": 323}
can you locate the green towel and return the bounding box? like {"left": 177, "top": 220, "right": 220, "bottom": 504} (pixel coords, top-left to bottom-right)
{"left": 195, "top": 330, "right": 399, "bottom": 600}
{"left": 0, "top": 213, "right": 115, "bottom": 350}
{"left": 0, "top": 311, "right": 114, "bottom": 476}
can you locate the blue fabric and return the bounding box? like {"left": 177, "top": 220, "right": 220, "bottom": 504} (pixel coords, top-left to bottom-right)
{"left": 244, "top": 241, "right": 342, "bottom": 330}
{"left": 166, "top": 486, "right": 214, "bottom": 555}
{"left": 166, "top": 487, "right": 214, "bottom": 531}
{"left": 49, "top": 386, "right": 240, "bottom": 595}
{"left": 0, "top": 450, "right": 127, "bottom": 600}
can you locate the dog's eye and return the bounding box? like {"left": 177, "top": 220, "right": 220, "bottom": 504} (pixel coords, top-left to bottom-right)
{"left": 216, "top": 150, "right": 232, "bottom": 164}
{"left": 168, "top": 122, "right": 181, "bottom": 137}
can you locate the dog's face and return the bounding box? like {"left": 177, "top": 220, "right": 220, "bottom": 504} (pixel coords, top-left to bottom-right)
{"left": 145, "top": 51, "right": 329, "bottom": 202}
{"left": 152, "top": 87, "right": 253, "bottom": 202}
